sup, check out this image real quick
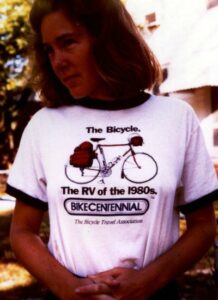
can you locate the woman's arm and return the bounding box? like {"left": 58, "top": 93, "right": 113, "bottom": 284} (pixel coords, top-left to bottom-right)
{"left": 10, "top": 200, "right": 116, "bottom": 300}
{"left": 76, "top": 203, "right": 217, "bottom": 299}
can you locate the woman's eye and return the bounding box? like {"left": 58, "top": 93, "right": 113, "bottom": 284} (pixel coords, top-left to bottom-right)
{"left": 62, "top": 38, "right": 76, "bottom": 48}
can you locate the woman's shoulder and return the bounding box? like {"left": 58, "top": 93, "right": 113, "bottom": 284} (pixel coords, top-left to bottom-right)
{"left": 149, "top": 94, "right": 198, "bottom": 118}
{"left": 149, "top": 94, "right": 193, "bottom": 112}
{"left": 148, "top": 94, "right": 199, "bottom": 128}
{"left": 21, "top": 106, "right": 69, "bottom": 136}
{"left": 30, "top": 105, "right": 71, "bottom": 123}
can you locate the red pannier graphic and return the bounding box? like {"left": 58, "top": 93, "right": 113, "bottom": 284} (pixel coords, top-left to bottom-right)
{"left": 130, "top": 135, "right": 143, "bottom": 146}
{"left": 70, "top": 141, "right": 96, "bottom": 168}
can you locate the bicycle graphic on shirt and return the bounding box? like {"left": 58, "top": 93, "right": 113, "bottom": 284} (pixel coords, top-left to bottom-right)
{"left": 65, "top": 135, "right": 158, "bottom": 184}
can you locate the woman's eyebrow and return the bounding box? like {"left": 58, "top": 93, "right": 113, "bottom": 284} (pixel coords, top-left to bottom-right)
{"left": 42, "top": 31, "right": 82, "bottom": 46}
{"left": 56, "top": 32, "right": 81, "bottom": 42}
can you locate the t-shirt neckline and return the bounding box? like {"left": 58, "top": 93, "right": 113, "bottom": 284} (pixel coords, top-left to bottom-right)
{"left": 75, "top": 91, "right": 151, "bottom": 110}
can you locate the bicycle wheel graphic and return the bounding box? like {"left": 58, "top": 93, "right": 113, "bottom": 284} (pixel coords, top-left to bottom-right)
{"left": 65, "top": 158, "right": 101, "bottom": 184}
{"left": 122, "top": 152, "right": 158, "bottom": 183}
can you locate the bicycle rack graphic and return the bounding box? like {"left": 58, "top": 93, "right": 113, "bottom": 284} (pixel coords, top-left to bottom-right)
{"left": 65, "top": 135, "right": 158, "bottom": 184}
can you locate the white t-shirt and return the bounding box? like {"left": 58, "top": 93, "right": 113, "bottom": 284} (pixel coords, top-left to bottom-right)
{"left": 7, "top": 94, "right": 218, "bottom": 277}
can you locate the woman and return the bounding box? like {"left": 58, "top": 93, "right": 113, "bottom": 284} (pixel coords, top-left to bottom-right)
{"left": 7, "top": 0, "right": 218, "bottom": 299}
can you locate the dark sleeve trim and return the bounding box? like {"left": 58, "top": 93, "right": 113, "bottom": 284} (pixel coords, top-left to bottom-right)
{"left": 6, "top": 184, "right": 48, "bottom": 211}
{"left": 178, "top": 189, "right": 218, "bottom": 215}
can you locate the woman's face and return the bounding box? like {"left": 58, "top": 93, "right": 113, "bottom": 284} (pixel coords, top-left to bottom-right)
{"left": 41, "top": 10, "right": 108, "bottom": 100}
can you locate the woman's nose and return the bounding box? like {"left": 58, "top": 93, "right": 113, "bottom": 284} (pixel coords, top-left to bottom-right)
{"left": 51, "top": 49, "right": 68, "bottom": 71}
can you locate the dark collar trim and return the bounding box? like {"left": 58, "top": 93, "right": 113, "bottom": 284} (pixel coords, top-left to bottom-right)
{"left": 75, "top": 91, "right": 151, "bottom": 110}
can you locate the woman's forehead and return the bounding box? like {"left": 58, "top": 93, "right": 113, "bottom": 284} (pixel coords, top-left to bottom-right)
{"left": 40, "top": 10, "right": 86, "bottom": 43}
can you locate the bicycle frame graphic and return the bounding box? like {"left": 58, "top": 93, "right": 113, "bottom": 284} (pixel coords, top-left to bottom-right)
{"left": 65, "top": 137, "right": 158, "bottom": 184}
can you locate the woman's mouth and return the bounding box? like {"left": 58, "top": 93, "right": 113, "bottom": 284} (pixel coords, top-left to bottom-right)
{"left": 63, "top": 74, "right": 80, "bottom": 86}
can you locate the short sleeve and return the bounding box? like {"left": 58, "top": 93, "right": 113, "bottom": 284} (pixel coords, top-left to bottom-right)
{"left": 7, "top": 117, "right": 48, "bottom": 210}
{"left": 177, "top": 112, "right": 218, "bottom": 213}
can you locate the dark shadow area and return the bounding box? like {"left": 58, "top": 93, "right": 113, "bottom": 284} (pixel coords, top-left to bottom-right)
{"left": 178, "top": 273, "right": 216, "bottom": 300}
{"left": 0, "top": 213, "right": 48, "bottom": 299}
{"left": 0, "top": 282, "right": 46, "bottom": 300}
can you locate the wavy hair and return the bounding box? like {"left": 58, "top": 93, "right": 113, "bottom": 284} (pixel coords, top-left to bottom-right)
{"left": 29, "top": 0, "right": 162, "bottom": 107}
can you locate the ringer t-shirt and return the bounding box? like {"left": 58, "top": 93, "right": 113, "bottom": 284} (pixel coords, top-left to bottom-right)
{"left": 7, "top": 93, "right": 218, "bottom": 277}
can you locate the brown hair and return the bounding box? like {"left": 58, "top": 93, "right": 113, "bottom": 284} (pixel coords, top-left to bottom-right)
{"left": 29, "top": 0, "right": 162, "bottom": 107}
